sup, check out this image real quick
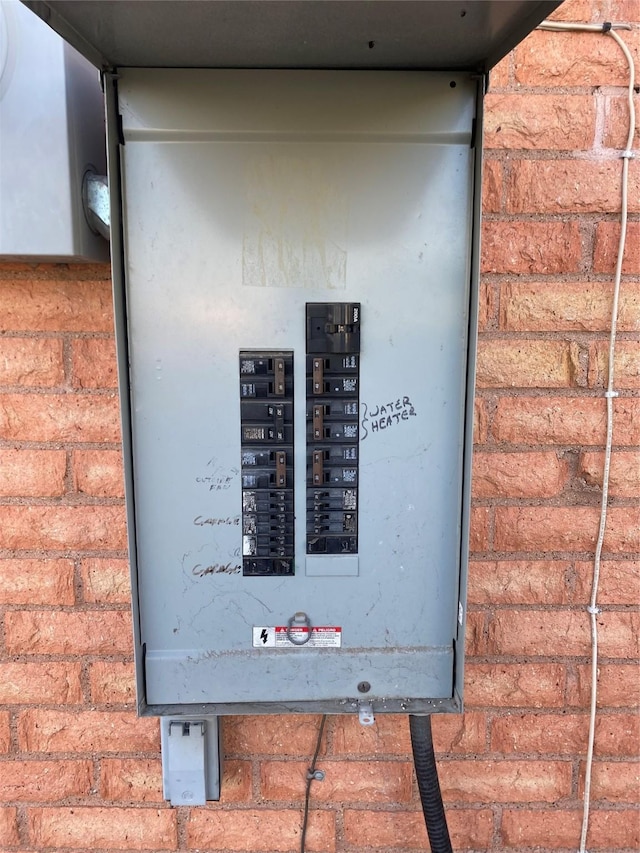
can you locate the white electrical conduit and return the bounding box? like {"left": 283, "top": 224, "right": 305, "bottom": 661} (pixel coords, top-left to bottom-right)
{"left": 536, "top": 20, "right": 636, "bottom": 853}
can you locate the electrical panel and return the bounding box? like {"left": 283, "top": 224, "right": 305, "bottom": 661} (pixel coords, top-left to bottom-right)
{"left": 109, "top": 69, "right": 479, "bottom": 716}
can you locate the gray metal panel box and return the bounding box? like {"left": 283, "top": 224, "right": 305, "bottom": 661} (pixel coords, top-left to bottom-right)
{"left": 112, "top": 69, "right": 480, "bottom": 716}
{"left": 21, "top": 1, "right": 561, "bottom": 72}
{"left": 0, "top": 0, "right": 108, "bottom": 261}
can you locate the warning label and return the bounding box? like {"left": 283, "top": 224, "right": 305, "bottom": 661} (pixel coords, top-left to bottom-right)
{"left": 253, "top": 626, "right": 342, "bottom": 648}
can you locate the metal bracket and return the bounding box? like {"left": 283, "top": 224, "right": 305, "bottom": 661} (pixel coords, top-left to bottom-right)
{"left": 160, "top": 715, "right": 222, "bottom": 805}
{"left": 358, "top": 702, "right": 375, "bottom": 727}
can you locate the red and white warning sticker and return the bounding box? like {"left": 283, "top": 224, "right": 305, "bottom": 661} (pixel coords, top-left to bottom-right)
{"left": 253, "top": 626, "right": 342, "bottom": 648}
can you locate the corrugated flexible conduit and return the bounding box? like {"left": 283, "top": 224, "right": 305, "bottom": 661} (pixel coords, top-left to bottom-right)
{"left": 410, "top": 715, "right": 453, "bottom": 853}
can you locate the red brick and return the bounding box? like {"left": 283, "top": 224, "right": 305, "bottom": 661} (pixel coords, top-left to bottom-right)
{"left": 0, "top": 712, "right": 10, "bottom": 753}
{"left": 470, "top": 506, "right": 490, "bottom": 552}
{"left": 18, "top": 709, "right": 158, "bottom": 753}
{"left": 261, "top": 759, "right": 413, "bottom": 803}
{"left": 477, "top": 282, "right": 497, "bottom": 333}
{"left": 501, "top": 807, "right": 640, "bottom": 848}
{"left": 482, "top": 220, "right": 582, "bottom": 274}
{"left": 482, "top": 159, "right": 502, "bottom": 213}
{"left": 440, "top": 759, "right": 572, "bottom": 802}
{"left": 465, "top": 611, "right": 486, "bottom": 656}
{"left": 0, "top": 662, "right": 82, "bottom": 705}
{"left": 72, "top": 338, "right": 118, "bottom": 389}
{"left": 221, "top": 760, "right": 253, "bottom": 804}
{"left": 431, "top": 713, "right": 487, "bottom": 754}
{"left": 474, "top": 398, "right": 489, "bottom": 443}
{"left": 491, "top": 713, "right": 589, "bottom": 755}
{"left": 0, "top": 337, "right": 64, "bottom": 387}
{"left": 486, "top": 610, "right": 640, "bottom": 658}
{"left": 603, "top": 93, "right": 640, "bottom": 149}
{"left": 587, "top": 761, "right": 640, "bottom": 803}
{"left": 0, "top": 448, "right": 66, "bottom": 497}
{"left": 491, "top": 396, "right": 640, "bottom": 446}
{"left": 81, "top": 558, "right": 131, "bottom": 604}
{"left": 500, "top": 281, "right": 640, "bottom": 332}
{"left": 570, "top": 663, "right": 640, "bottom": 709}
{"left": 0, "top": 392, "right": 121, "bottom": 442}
{"left": 574, "top": 560, "right": 639, "bottom": 605}
{"left": 332, "top": 714, "right": 410, "bottom": 754}
{"left": 477, "top": 339, "right": 585, "bottom": 388}
{"left": 490, "top": 54, "right": 510, "bottom": 88}
{"left": 485, "top": 94, "right": 595, "bottom": 150}
{"left": 472, "top": 451, "right": 567, "bottom": 497}
{"left": 465, "top": 663, "right": 566, "bottom": 708}
{"left": 100, "top": 758, "right": 163, "bottom": 803}
{"left": 5, "top": 610, "right": 132, "bottom": 655}
{"left": 28, "top": 807, "right": 176, "bottom": 850}
{"left": 514, "top": 29, "right": 638, "bottom": 88}
{"left": 610, "top": 0, "right": 640, "bottom": 18}
{"left": 468, "top": 561, "right": 571, "bottom": 605}
{"left": 0, "top": 505, "right": 127, "bottom": 551}
{"left": 580, "top": 450, "right": 640, "bottom": 497}
{"left": 507, "top": 159, "right": 640, "bottom": 214}
{"left": 594, "top": 713, "right": 640, "bottom": 757}
{"left": 0, "top": 760, "right": 91, "bottom": 801}
{"left": 589, "top": 340, "right": 640, "bottom": 389}
{"left": 0, "top": 559, "right": 74, "bottom": 605}
{"left": 72, "top": 449, "right": 124, "bottom": 497}
{"left": 331, "top": 712, "right": 486, "bottom": 756}
{"left": 187, "top": 808, "right": 335, "bottom": 852}
{"left": 343, "top": 808, "right": 493, "bottom": 849}
{"left": 494, "top": 506, "right": 639, "bottom": 553}
{"left": 89, "top": 661, "right": 136, "bottom": 705}
{"left": 0, "top": 260, "right": 35, "bottom": 271}
{"left": 0, "top": 807, "right": 19, "bottom": 846}
{"left": 224, "top": 715, "right": 325, "bottom": 757}
{"left": 594, "top": 221, "right": 640, "bottom": 274}
{"left": 548, "top": 0, "right": 608, "bottom": 20}
{"left": 0, "top": 280, "right": 113, "bottom": 332}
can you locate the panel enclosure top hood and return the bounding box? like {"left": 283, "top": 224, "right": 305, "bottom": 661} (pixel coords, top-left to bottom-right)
{"left": 21, "top": 0, "right": 560, "bottom": 71}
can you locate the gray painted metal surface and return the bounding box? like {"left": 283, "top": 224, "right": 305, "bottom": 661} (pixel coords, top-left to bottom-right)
{"left": 160, "top": 716, "right": 222, "bottom": 804}
{"left": 114, "top": 69, "right": 477, "bottom": 714}
{"left": 0, "top": 0, "right": 108, "bottom": 261}
{"left": 22, "top": 1, "right": 560, "bottom": 72}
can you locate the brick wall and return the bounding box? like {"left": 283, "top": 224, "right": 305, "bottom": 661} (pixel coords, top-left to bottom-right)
{"left": 0, "top": 1, "right": 638, "bottom": 849}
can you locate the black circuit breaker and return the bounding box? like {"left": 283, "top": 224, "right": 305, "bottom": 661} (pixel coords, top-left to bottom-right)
{"left": 306, "top": 303, "right": 361, "bottom": 555}
{"left": 239, "top": 352, "right": 295, "bottom": 576}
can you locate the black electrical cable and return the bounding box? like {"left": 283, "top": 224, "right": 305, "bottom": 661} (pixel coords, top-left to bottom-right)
{"left": 300, "top": 714, "right": 327, "bottom": 853}
{"left": 409, "top": 714, "right": 453, "bottom": 853}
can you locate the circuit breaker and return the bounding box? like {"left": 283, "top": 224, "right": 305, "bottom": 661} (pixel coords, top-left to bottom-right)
{"left": 107, "top": 69, "right": 479, "bottom": 716}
